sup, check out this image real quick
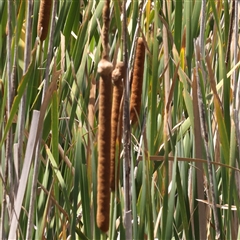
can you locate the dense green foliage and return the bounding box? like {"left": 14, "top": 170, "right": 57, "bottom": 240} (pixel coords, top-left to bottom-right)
{"left": 1, "top": 0, "right": 240, "bottom": 239}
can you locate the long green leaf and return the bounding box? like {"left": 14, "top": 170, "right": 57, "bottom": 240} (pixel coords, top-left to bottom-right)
{"left": 46, "top": 146, "right": 71, "bottom": 215}
{"left": 0, "top": 43, "right": 37, "bottom": 147}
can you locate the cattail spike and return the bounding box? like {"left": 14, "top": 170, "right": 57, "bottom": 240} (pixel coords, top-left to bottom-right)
{"left": 102, "top": 0, "right": 111, "bottom": 59}
{"left": 97, "top": 59, "right": 113, "bottom": 232}
{"left": 97, "top": 0, "right": 112, "bottom": 232}
{"left": 37, "top": 0, "right": 53, "bottom": 41}
{"left": 110, "top": 62, "right": 125, "bottom": 191}
{"left": 130, "top": 37, "right": 145, "bottom": 124}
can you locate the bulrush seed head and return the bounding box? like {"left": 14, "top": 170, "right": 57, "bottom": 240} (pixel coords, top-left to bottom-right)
{"left": 130, "top": 37, "right": 145, "bottom": 124}
{"left": 37, "top": 0, "right": 53, "bottom": 41}
{"left": 110, "top": 62, "right": 125, "bottom": 191}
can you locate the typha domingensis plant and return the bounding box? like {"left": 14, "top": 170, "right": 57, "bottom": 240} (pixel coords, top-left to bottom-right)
{"left": 97, "top": 59, "right": 113, "bottom": 232}
{"left": 110, "top": 61, "right": 125, "bottom": 191}
{"left": 101, "top": 0, "right": 110, "bottom": 60}
{"left": 37, "top": 0, "right": 53, "bottom": 41}
{"left": 97, "top": 0, "right": 112, "bottom": 233}
{"left": 130, "top": 37, "right": 145, "bottom": 124}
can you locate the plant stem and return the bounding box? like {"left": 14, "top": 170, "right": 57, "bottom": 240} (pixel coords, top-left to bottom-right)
{"left": 225, "top": 0, "right": 235, "bottom": 66}
{"left": 17, "top": 0, "right": 33, "bottom": 169}
{"left": 194, "top": 40, "right": 220, "bottom": 239}
{"left": 199, "top": 0, "right": 206, "bottom": 58}
{"left": 26, "top": 1, "right": 58, "bottom": 239}
{"left": 122, "top": 0, "right": 132, "bottom": 239}
{"left": 0, "top": 0, "right": 13, "bottom": 238}
{"left": 233, "top": 0, "right": 239, "bottom": 109}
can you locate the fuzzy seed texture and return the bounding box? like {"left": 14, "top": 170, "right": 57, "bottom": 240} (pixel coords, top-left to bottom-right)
{"left": 130, "top": 37, "right": 145, "bottom": 124}
{"left": 97, "top": 60, "right": 113, "bottom": 232}
{"left": 110, "top": 62, "right": 125, "bottom": 191}
{"left": 38, "top": 0, "right": 53, "bottom": 41}
{"left": 102, "top": 1, "right": 110, "bottom": 59}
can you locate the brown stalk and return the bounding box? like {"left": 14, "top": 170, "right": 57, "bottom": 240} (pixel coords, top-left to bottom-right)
{"left": 122, "top": 0, "right": 132, "bottom": 237}
{"left": 37, "top": 0, "right": 53, "bottom": 41}
{"left": 130, "top": 37, "right": 145, "bottom": 124}
{"left": 110, "top": 62, "right": 125, "bottom": 191}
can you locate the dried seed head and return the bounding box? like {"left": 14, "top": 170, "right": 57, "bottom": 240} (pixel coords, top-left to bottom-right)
{"left": 110, "top": 62, "right": 125, "bottom": 191}
{"left": 130, "top": 37, "right": 145, "bottom": 124}
{"left": 97, "top": 1, "right": 113, "bottom": 230}
{"left": 98, "top": 59, "right": 113, "bottom": 76}
{"left": 38, "top": 0, "right": 53, "bottom": 41}
{"left": 97, "top": 71, "right": 112, "bottom": 232}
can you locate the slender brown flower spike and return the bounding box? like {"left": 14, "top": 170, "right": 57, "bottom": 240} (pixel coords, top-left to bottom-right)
{"left": 97, "top": 58, "right": 113, "bottom": 232}
{"left": 110, "top": 62, "right": 125, "bottom": 191}
{"left": 97, "top": 0, "right": 112, "bottom": 232}
{"left": 130, "top": 37, "right": 145, "bottom": 124}
{"left": 37, "top": 0, "right": 53, "bottom": 41}
{"left": 102, "top": 0, "right": 110, "bottom": 59}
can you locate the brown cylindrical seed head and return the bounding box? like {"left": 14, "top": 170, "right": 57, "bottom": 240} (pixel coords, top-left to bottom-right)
{"left": 130, "top": 37, "right": 145, "bottom": 124}
{"left": 110, "top": 62, "right": 125, "bottom": 191}
{"left": 38, "top": 0, "right": 53, "bottom": 41}
{"left": 97, "top": 59, "right": 113, "bottom": 232}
